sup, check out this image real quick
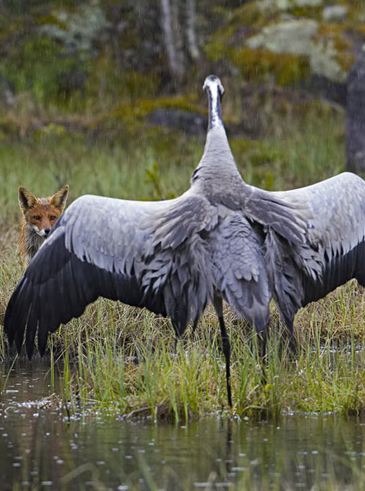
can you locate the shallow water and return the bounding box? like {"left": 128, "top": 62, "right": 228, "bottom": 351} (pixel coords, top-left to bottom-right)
{"left": 1, "top": 361, "right": 365, "bottom": 490}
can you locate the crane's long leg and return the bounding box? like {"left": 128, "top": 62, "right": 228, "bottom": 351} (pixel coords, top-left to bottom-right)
{"left": 257, "top": 330, "right": 267, "bottom": 360}
{"left": 213, "top": 294, "right": 233, "bottom": 408}
{"left": 282, "top": 314, "right": 297, "bottom": 356}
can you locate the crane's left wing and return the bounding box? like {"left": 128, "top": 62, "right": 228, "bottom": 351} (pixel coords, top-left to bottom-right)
{"left": 275, "top": 172, "right": 365, "bottom": 307}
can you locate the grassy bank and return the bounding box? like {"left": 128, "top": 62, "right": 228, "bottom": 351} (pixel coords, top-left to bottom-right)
{"left": 54, "top": 291, "right": 365, "bottom": 422}
{"left": 2, "top": 106, "right": 364, "bottom": 422}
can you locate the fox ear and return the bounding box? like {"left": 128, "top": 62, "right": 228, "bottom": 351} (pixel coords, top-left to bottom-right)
{"left": 18, "top": 186, "right": 37, "bottom": 211}
{"left": 51, "top": 184, "right": 69, "bottom": 210}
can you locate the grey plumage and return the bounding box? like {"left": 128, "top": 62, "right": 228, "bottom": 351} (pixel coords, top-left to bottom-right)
{"left": 5, "top": 75, "right": 309, "bottom": 406}
{"left": 269, "top": 172, "right": 365, "bottom": 338}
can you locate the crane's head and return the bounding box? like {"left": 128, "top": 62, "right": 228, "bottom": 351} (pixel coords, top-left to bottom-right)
{"left": 203, "top": 75, "right": 224, "bottom": 99}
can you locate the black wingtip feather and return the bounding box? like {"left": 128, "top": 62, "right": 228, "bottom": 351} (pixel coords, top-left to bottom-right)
{"left": 4, "top": 301, "right": 15, "bottom": 346}
{"left": 25, "top": 296, "right": 39, "bottom": 359}
{"left": 4, "top": 278, "right": 25, "bottom": 343}
{"left": 37, "top": 324, "right": 48, "bottom": 357}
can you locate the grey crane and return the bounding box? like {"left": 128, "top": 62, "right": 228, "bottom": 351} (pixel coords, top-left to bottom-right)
{"left": 4, "top": 75, "right": 308, "bottom": 407}
{"left": 267, "top": 173, "right": 365, "bottom": 344}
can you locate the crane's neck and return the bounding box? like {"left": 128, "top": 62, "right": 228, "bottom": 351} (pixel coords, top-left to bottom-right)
{"left": 191, "top": 75, "right": 245, "bottom": 199}
{"left": 205, "top": 77, "right": 223, "bottom": 130}
{"left": 201, "top": 75, "right": 232, "bottom": 163}
{"left": 198, "top": 126, "right": 240, "bottom": 176}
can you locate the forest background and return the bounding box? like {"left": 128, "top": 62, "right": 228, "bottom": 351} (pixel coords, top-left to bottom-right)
{"left": 0, "top": 0, "right": 364, "bottom": 207}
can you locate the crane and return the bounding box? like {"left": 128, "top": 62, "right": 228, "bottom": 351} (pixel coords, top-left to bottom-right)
{"left": 4, "top": 75, "right": 308, "bottom": 407}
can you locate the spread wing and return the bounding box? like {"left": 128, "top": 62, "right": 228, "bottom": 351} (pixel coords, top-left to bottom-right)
{"left": 271, "top": 172, "right": 365, "bottom": 320}
{"left": 4, "top": 192, "right": 216, "bottom": 358}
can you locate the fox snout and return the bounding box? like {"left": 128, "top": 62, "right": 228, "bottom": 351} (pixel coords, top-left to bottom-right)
{"left": 32, "top": 225, "right": 51, "bottom": 238}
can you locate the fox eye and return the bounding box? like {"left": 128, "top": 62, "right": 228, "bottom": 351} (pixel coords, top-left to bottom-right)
{"left": 49, "top": 215, "right": 58, "bottom": 221}
{"left": 32, "top": 215, "right": 41, "bottom": 221}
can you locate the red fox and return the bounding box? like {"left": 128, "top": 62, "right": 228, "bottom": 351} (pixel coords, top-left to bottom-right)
{"left": 18, "top": 185, "right": 69, "bottom": 266}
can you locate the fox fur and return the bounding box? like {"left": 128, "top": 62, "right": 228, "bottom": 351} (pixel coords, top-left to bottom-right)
{"left": 18, "top": 184, "right": 69, "bottom": 266}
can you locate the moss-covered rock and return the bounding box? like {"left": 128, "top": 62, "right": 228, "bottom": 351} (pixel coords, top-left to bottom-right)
{"left": 103, "top": 95, "right": 204, "bottom": 137}
{"left": 0, "top": 35, "right": 82, "bottom": 103}
{"left": 39, "top": 4, "right": 110, "bottom": 56}
{"left": 258, "top": 0, "right": 323, "bottom": 15}
{"left": 206, "top": 0, "right": 365, "bottom": 91}
{"left": 246, "top": 19, "right": 347, "bottom": 82}
{"left": 231, "top": 47, "right": 310, "bottom": 85}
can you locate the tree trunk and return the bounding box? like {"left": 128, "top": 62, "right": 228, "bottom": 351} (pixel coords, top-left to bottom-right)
{"left": 346, "top": 49, "right": 365, "bottom": 173}
{"left": 160, "top": 0, "right": 185, "bottom": 84}
{"left": 185, "top": 0, "right": 200, "bottom": 61}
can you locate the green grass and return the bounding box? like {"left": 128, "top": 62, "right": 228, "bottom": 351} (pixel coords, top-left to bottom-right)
{"left": 1, "top": 106, "right": 364, "bottom": 422}
{"left": 47, "top": 303, "right": 365, "bottom": 422}
{"left": 0, "top": 128, "right": 200, "bottom": 225}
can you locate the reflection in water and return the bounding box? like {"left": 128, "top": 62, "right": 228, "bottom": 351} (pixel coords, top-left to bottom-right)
{"left": 0, "top": 360, "right": 365, "bottom": 489}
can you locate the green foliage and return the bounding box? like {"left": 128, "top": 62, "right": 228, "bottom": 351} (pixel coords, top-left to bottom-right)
{"left": 85, "top": 63, "right": 160, "bottom": 105}
{"left": 109, "top": 95, "right": 203, "bottom": 126}
{"left": 230, "top": 48, "right": 310, "bottom": 86}
{"left": 316, "top": 22, "right": 355, "bottom": 71}
{"left": 144, "top": 161, "right": 165, "bottom": 200}
{"left": 0, "top": 34, "right": 83, "bottom": 104}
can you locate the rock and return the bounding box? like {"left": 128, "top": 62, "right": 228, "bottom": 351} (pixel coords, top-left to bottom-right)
{"left": 57, "top": 68, "right": 88, "bottom": 97}
{"left": 147, "top": 108, "right": 248, "bottom": 137}
{"left": 259, "top": 0, "right": 322, "bottom": 9}
{"left": 40, "top": 4, "right": 110, "bottom": 55}
{"left": 205, "top": 0, "right": 362, "bottom": 107}
{"left": 246, "top": 19, "right": 318, "bottom": 54}
{"left": 293, "top": 0, "right": 321, "bottom": 5}
{"left": 0, "top": 76, "right": 15, "bottom": 107}
{"left": 302, "top": 74, "right": 346, "bottom": 105}
{"left": 148, "top": 108, "right": 207, "bottom": 135}
{"left": 246, "top": 19, "right": 347, "bottom": 83}
{"left": 346, "top": 48, "right": 365, "bottom": 173}
{"left": 322, "top": 5, "right": 348, "bottom": 22}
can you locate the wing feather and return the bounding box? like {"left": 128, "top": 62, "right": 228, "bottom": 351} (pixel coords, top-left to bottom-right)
{"left": 240, "top": 185, "right": 310, "bottom": 246}
{"left": 270, "top": 172, "right": 365, "bottom": 319}
{"left": 5, "top": 193, "right": 215, "bottom": 355}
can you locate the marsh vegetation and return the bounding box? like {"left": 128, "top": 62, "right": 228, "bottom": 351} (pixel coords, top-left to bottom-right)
{"left": 1, "top": 107, "right": 365, "bottom": 422}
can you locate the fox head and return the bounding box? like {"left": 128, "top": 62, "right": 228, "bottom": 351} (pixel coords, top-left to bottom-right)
{"left": 18, "top": 184, "right": 69, "bottom": 238}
